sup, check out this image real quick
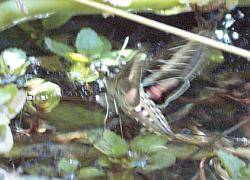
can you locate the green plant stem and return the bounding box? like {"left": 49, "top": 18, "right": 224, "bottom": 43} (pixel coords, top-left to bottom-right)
{"left": 0, "top": 0, "right": 181, "bottom": 31}
{"left": 127, "top": 0, "right": 180, "bottom": 10}
{"left": 0, "top": 0, "right": 249, "bottom": 31}
{"left": 0, "top": 0, "right": 95, "bottom": 31}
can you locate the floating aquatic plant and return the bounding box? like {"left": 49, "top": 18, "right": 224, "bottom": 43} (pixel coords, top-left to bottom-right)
{"left": 25, "top": 78, "right": 61, "bottom": 113}
{"left": 0, "top": 48, "right": 29, "bottom": 77}
{"left": 0, "top": 1, "right": 249, "bottom": 179}
{"left": 45, "top": 27, "right": 137, "bottom": 83}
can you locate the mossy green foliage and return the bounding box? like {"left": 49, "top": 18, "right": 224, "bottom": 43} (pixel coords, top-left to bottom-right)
{"left": 0, "top": 84, "right": 17, "bottom": 105}
{"left": 78, "top": 167, "right": 105, "bottom": 178}
{"left": 88, "top": 129, "right": 128, "bottom": 157}
{"left": 216, "top": 150, "right": 250, "bottom": 179}
{"left": 43, "top": 101, "right": 105, "bottom": 131}
{"left": 75, "top": 27, "right": 110, "bottom": 56}
{"left": 57, "top": 157, "right": 79, "bottom": 177}
{"left": 44, "top": 37, "right": 74, "bottom": 57}
{"left": 130, "top": 133, "right": 167, "bottom": 153}
{"left": 0, "top": 48, "right": 28, "bottom": 76}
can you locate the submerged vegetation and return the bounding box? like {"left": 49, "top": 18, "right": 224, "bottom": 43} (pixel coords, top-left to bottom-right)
{"left": 0, "top": 0, "right": 250, "bottom": 179}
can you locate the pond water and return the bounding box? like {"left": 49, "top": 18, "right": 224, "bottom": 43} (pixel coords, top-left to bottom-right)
{"left": 0, "top": 6, "right": 250, "bottom": 180}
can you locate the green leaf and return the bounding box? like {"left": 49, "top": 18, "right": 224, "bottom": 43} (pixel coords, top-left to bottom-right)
{"left": 24, "top": 164, "right": 56, "bottom": 177}
{"left": 216, "top": 150, "right": 246, "bottom": 178}
{"left": 13, "top": 61, "right": 29, "bottom": 77}
{"left": 28, "top": 81, "right": 61, "bottom": 113}
{"left": 42, "top": 13, "right": 72, "bottom": 30}
{"left": 42, "top": 101, "right": 104, "bottom": 132}
{"left": 0, "top": 56, "right": 8, "bottom": 75}
{"left": 179, "top": 0, "right": 213, "bottom": 7}
{"left": 108, "top": 171, "right": 134, "bottom": 180}
{"left": 224, "top": 147, "right": 250, "bottom": 160}
{"left": 0, "top": 48, "right": 28, "bottom": 76}
{"left": 0, "top": 89, "right": 26, "bottom": 119}
{"left": 100, "top": 35, "right": 112, "bottom": 52}
{"left": 0, "top": 125, "right": 6, "bottom": 139}
{"left": 98, "top": 156, "right": 111, "bottom": 167}
{"left": 240, "top": 167, "right": 250, "bottom": 179}
{"left": 144, "top": 149, "right": 176, "bottom": 172}
{"left": 0, "top": 89, "right": 12, "bottom": 105}
{"left": 0, "top": 112, "right": 9, "bottom": 125}
{"left": 130, "top": 133, "right": 167, "bottom": 153}
{"left": 78, "top": 167, "right": 105, "bottom": 178}
{"left": 50, "top": 33, "right": 72, "bottom": 46}
{"left": 57, "top": 158, "right": 79, "bottom": 176}
{"left": 64, "top": 52, "right": 90, "bottom": 64}
{"left": 0, "top": 84, "right": 17, "bottom": 105}
{"left": 68, "top": 63, "right": 99, "bottom": 83}
{"left": 104, "top": 0, "right": 133, "bottom": 7}
{"left": 88, "top": 129, "right": 128, "bottom": 157}
{"left": 75, "top": 27, "right": 104, "bottom": 56}
{"left": 44, "top": 37, "right": 74, "bottom": 57}
{"left": 38, "top": 56, "right": 68, "bottom": 72}
{"left": 0, "top": 124, "right": 13, "bottom": 154}
{"left": 166, "top": 143, "right": 213, "bottom": 160}
{"left": 209, "top": 49, "right": 224, "bottom": 63}
{"left": 95, "top": 49, "right": 139, "bottom": 66}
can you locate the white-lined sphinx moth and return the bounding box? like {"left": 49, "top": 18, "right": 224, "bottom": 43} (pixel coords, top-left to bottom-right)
{"left": 106, "top": 53, "right": 174, "bottom": 135}
{"left": 143, "top": 30, "right": 214, "bottom": 109}
{"left": 106, "top": 30, "right": 215, "bottom": 135}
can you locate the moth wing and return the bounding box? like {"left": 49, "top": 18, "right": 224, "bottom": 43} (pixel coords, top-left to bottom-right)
{"left": 117, "top": 53, "right": 146, "bottom": 106}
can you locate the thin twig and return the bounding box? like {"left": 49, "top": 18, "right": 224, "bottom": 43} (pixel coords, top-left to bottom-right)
{"left": 199, "top": 158, "right": 207, "bottom": 180}
{"left": 104, "top": 92, "right": 109, "bottom": 127}
{"left": 116, "top": 36, "right": 129, "bottom": 62}
{"left": 113, "top": 99, "right": 124, "bottom": 138}
{"left": 73, "top": 0, "right": 250, "bottom": 59}
{"left": 223, "top": 116, "right": 250, "bottom": 136}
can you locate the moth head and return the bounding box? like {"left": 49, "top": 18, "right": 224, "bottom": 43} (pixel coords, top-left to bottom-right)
{"left": 117, "top": 53, "right": 146, "bottom": 107}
